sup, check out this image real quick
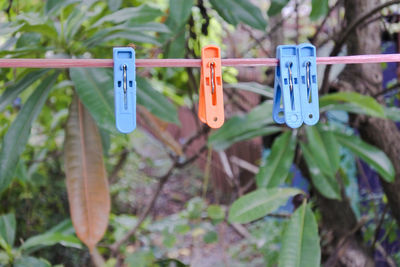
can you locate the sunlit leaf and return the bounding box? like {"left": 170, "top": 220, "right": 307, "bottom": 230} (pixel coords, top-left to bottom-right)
{"left": 228, "top": 188, "right": 302, "bottom": 223}
{"left": 20, "top": 233, "right": 82, "bottom": 253}
{"left": 256, "top": 131, "right": 296, "bottom": 188}
{"left": 385, "top": 107, "right": 400, "bottom": 121}
{"left": 278, "top": 202, "right": 320, "bottom": 267}
{"left": 0, "top": 72, "right": 58, "bottom": 194}
{"left": 64, "top": 95, "right": 110, "bottom": 251}
{"left": 319, "top": 92, "right": 385, "bottom": 118}
{"left": 334, "top": 132, "right": 395, "bottom": 182}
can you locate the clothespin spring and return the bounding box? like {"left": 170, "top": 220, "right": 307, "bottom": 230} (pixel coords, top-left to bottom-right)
{"left": 306, "top": 61, "right": 311, "bottom": 103}
{"left": 287, "top": 62, "right": 294, "bottom": 110}
{"left": 210, "top": 62, "right": 215, "bottom": 95}
{"left": 123, "top": 64, "right": 128, "bottom": 109}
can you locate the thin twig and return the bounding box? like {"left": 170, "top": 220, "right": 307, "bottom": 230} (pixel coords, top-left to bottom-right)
{"left": 110, "top": 163, "right": 176, "bottom": 253}
{"left": 321, "top": 0, "right": 400, "bottom": 94}
{"left": 371, "top": 204, "right": 389, "bottom": 249}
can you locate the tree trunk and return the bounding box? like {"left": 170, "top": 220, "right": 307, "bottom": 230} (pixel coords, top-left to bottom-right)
{"left": 338, "top": 0, "right": 400, "bottom": 227}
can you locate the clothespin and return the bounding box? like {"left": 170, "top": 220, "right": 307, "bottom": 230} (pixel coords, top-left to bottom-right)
{"left": 272, "top": 45, "right": 303, "bottom": 128}
{"left": 198, "top": 45, "right": 224, "bottom": 128}
{"left": 297, "top": 43, "right": 319, "bottom": 125}
{"left": 113, "top": 47, "right": 136, "bottom": 133}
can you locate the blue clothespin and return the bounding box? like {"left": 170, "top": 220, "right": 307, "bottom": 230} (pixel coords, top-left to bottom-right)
{"left": 297, "top": 43, "right": 319, "bottom": 125}
{"left": 272, "top": 45, "right": 303, "bottom": 128}
{"left": 113, "top": 47, "right": 136, "bottom": 133}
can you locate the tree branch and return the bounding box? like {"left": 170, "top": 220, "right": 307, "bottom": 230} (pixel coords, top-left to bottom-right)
{"left": 321, "top": 0, "right": 400, "bottom": 94}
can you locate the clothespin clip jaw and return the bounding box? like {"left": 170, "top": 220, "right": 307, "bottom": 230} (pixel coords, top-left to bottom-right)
{"left": 273, "top": 45, "right": 303, "bottom": 129}
{"left": 113, "top": 47, "right": 136, "bottom": 133}
{"left": 297, "top": 43, "right": 319, "bottom": 125}
{"left": 198, "top": 45, "right": 224, "bottom": 128}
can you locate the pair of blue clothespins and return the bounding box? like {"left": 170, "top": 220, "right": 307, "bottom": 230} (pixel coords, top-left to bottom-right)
{"left": 113, "top": 47, "right": 136, "bottom": 133}
{"left": 272, "top": 43, "right": 319, "bottom": 128}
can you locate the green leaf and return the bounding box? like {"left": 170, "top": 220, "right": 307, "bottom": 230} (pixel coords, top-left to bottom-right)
{"left": 209, "top": 101, "right": 281, "bottom": 151}
{"left": 125, "top": 251, "right": 155, "bottom": 267}
{"left": 224, "top": 82, "right": 274, "bottom": 98}
{"left": 19, "top": 24, "right": 58, "bottom": 39}
{"left": 0, "top": 69, "right": 50, "bottom": 112}
{"left": 228, "top": 188, "right": 302, "bottom": 223}
{"left": 310, "top": 0, "right": 329, "bottom": 20}
{"left": 92, "top": 5, "right": 163, "bottom": 27}
{"left": 203, "top": 231, "right": 218, "bottom": 244}
{"left": 278, "top": 202, "right": 321, "bottom": 267}
{"left": 108, "top": 0, "right": 122, "bottom": 11}
{"left": 137, "top": 77, "right": 179, "bottom": 125}
{"left": 256, "top": 131, "right": 296, "bottom": 188}
{"left": 334, "top": 132, "right": 395, "bottom": 182}
{"left": 13, "top": 256, "right": 51, "bottom": 267}
{"left": 305, "top": 126, "right": 339, "bottom": 176}
{"left": 168, "top": 0, "right": 194, "bottom": 26}
{"left": 0, "top": 213, "right": 16, "bottom": 247}
{"left": 44, "top": 0, "right": 79, "bottom": 15}
{"left": 300, "top": 142, "right": 341, "bottom": 200}
{"left": 70, "top": 68, "right": 116, "bottom": 133}
{"left": 319, "top": 92, "right": 385, "bottom": 118}
{"left": 210, "top": 0, "right": 267, "bottom": 30}
{"left": 0, "top": 72, "right": 59, "bottom": 195}
{"left": 268, "top": 0, "right": 290, "bottom": 16}
{"left": 385, "top": 107, "right": 400, "bottom": 121}
{"left": 207, "top": 205, "right": 225, "bottom": 221}
{"left": 161, "top": 0, "right": 194, "bottom": 58}
{"left": 20, "top": 233, "right": 82, "bottom": 253}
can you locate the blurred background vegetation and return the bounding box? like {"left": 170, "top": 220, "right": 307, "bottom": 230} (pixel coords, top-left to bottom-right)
{"left": 1, "top": 0, "right": 400, "bottom": 266}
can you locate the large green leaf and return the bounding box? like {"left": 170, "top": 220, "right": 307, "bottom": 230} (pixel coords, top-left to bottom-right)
{"left": 305, "top": 126, "right": 339, "bottom": 177}
{"left": 310, "top": 0, "right": 329, "bottom": 20}
{"left": 256, "top": 131, "right": 296, "bottom": 188}
{"left": 92, "top": 4, "right": 163, "bottom": 27}
{"left": 228, "top": 188, "right": 302, "bottom": 223}
{"left": 268, "top": 0, "right": 290, "bottom": 16}
{"left": 70, "top": 68, "right": 116, "bottom": 133}
{"left": 0, "top": 213, "right": 16, "bottom": 247}
{"left": 137, "top": 77, "right": 179, "bottom": 125}
{"left": 13, "top": 256, "right": 51, "bottom": 267}
{"left": 20, "top": 233, "right": 82, "bottom": 253}
{"left": 0, "top": 69, "right": 49, "bottom": 112}
{"left": 385, "top": 107, "right": 400, "bottom": 121}
{"left": 278, "top": 202, "right": 320, "bottom": 267}
{"left": 209, "top": 101, "right": 281, "bottom": 151}
{"left": 161, "top": 0, "right": 194, "bottom": 58}
{"left": 319, "top": 92, "right": 385, "bottom": 118}
{"left": 167, "top": 0, "right": 194, "bottom": 27}
{"left": 210, "top": 0, "right": 267, "bottom": 30}
{"left": 300, "top": 142, "right": 341, "bottom": 200}
{"left": 334, "top": 132, "right": 395, "bottom": 182}
{"left": 0, "top": 72, "right": 58, "bottom": 195}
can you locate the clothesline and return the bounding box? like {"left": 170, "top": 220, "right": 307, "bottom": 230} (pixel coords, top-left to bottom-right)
{"left": 0, "top": 53, "right": 399, "bottom": 68}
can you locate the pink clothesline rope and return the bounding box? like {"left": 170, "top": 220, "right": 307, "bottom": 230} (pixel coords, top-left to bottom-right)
{"left": 0, "top": 54, "right": 399, "bottom": 68}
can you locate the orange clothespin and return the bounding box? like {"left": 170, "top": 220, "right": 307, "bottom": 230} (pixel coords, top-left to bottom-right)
{"left": 198, "top": 45, "right": 224, "bottom": 128}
